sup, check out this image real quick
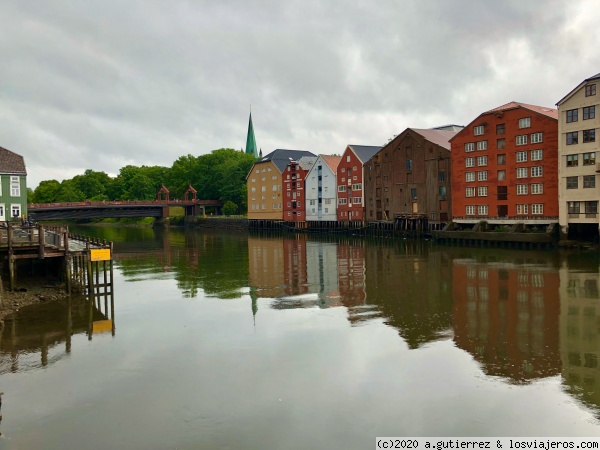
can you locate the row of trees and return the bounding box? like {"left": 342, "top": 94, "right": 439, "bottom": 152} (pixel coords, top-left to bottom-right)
{"left": 31, "top": 149, "right": 256, "bottom": 213}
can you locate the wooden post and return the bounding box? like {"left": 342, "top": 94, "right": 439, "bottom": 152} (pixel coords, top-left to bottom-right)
{"left": 39, "top": 225, "right": 45, "bottom": 259}
{"left": 109, "top": 242, "right": 115, "bottom": 336}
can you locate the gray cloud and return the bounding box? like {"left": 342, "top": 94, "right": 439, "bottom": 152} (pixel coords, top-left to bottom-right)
{"left": 1, "top": 0, "right": 598, "bottom": 187}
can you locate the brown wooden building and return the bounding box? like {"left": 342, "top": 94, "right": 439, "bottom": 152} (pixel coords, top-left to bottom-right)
{"left": 364, "top": 127, "right": 460, "bottom": 228}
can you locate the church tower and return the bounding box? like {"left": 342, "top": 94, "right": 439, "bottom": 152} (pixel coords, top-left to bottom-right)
{"left": 245, "top": 111, "right": 258, "bottom": 158}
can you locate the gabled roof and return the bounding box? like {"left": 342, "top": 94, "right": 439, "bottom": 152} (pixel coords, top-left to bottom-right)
{"left": 257, "top": 149, "right": 317, "bottom": 173}
{"left": 556, "top": 72, "right": 600, "bottom": 106}
{"left": 347, "top": 145, "right": 382, "bottom": 163}
{"left": 410, "top": 128, "right": 459, "bottom": 150}
{"left": 297, "top": 156, "right": 317, "bottom": 171}
{"left": 0, "top": 146, "right": 27, "bottom": 175}
{"left": 320, "top": 155, "right": 342, "bottom": 172}
{"left": 482, "top": 101, "right": 558, "bottom": 120}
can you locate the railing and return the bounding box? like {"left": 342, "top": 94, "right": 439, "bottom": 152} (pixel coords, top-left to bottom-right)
{"left": 453, "top": 216, "right": 559, "bottom": 221}
{"left": 28, "top": 198, "right": 223, "bottom": 209}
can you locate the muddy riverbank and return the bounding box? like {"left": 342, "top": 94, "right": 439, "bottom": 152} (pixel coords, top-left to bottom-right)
{"left": 0, "top": 277, "right": 68, "bottom": 320}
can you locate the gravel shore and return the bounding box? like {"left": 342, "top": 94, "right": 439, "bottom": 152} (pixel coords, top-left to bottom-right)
{"left": 0, "top": 278, "right": 69, "bottom": 320}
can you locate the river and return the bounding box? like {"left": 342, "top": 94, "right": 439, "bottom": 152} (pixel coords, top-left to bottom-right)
{"left": 0, "top": 227, "right": 599, "bottom": 449}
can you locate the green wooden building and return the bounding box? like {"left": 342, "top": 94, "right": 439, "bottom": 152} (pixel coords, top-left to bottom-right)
{"left": 0, "top": 146, "right": 27, "bottom": 222}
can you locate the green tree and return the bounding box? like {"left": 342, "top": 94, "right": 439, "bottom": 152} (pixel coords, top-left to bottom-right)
{"left": 222, "top": 201, "right": 238, "bottom": 216}
{"left": 32, "top": 180, "right": 62, "bottom": 203}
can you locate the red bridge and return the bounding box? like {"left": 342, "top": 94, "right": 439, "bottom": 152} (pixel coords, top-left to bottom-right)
{"left": 28, "top": 199, "right": 223, "bottom": 221}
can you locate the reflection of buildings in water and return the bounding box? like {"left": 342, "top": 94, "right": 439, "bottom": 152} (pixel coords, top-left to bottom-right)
{"left": 452, "top": 260, "right": 560, "bottom": 383}
{"left": 0, "top": 295, "right": 114, "bottom": 374}
{"left": 365, "top": 243, "right": 453, "bottom": 347}
{"left": 559, "top": 263, "right": 600, "bottom": 412}
{"left": 337, "top": 241, "right": 366, "bottom": 308}
{"left": 306, "top": 241, "right": 341, "bottom": 308}
{"left": 248, "top": 236, "right": 290, "bottom": 298}
{"left": 283, "top": 236, "right": 308, "bottom": 296}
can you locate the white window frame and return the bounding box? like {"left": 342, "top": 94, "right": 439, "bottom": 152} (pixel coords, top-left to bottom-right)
{"left": 517, "top": 204, "right": 529, "bottom": 215}
{"left": 517, "top": 184, "right": 528, "bottom": 195}
{"left": 477, "top": 141, "right": 487, "bottom": 151}
{"left": 531, "top": 166, "right": 543, "bottom": 177}
{"left": 477, "top": 156, "right": 487, "bottom": 166}
{"left": 473, "top": 125, "right": 484, "bottom": 136}
{"left": 351, "top": 183, "right": 362, "bottom": 191}
{"left": 531, "top": 183, "right": 543, "bottom": 195}
{"left": 465, "top": 157, "right": 475, "bottom": 168}
{"left": 465, "top": 143, "right": 475, "bottom": 152}
{"left": 466, "top": 172, "right": 475, "bottom": 182}
{"left": 338, "top": 198, "right": 347, "bottom": 205}
{"left": 530, "top": 133, "right": 543, "bottom": 144}
{"left": 531, "top": 204, "right": 544, "bottom": 215}
{"left": 516, "top": 135, "right": 528, "bottom": 146}
{"left": 518, "top": 117, "right": 531, "bottom": 128}
{"left": 11, "top": 204, "right": 21, "bottom": 218}
{"left": 465, "top": 187, "right": 475, "bottom": 197}
{"left": 338, "top": 185, "right": 346, "bottom": 192}
{"left": 477, "top": 171, "right": 488, "bottom": 181}
{"left": 530, "top": 149, "right": 543, "bottom": 161}
{"left": 352, "top": 197, "right": 362, "bottom": 204}
{"left": 516, "top": 167, "right": 528, "bottom": 178}
{"left": 478, "top": 205, "right": 488, "bottom": 216}
{"left": 516, "top": 151, "right": 527, "bottom": 163}
{"left": 466, "top": 205, "right": 476, "bottom": 216}
{"left": 10, "top": 176, "right": 20, "bottom": 197}
{"left": 477, "top": 186, "right": 488, "bottom": 197}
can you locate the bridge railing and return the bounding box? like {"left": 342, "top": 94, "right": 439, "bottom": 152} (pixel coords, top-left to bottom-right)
{"left": 28, "top": 199, "right": 223, "bottom": 209}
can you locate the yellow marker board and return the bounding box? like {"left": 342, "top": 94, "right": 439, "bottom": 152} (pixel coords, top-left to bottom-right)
{"left": 90, "top": 248, "right": 111, "bottom": 261}
{"left": 93, "top": 320, "right": 113, "bottom": 333}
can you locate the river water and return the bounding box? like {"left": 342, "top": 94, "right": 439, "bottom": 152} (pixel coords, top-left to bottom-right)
{"left": 0, "top": 227, "right": 599, "bottom": 449}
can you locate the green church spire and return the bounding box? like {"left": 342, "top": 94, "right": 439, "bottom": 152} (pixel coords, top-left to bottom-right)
{"left": 245, "top": 111, "right": 258, "bottom": 158}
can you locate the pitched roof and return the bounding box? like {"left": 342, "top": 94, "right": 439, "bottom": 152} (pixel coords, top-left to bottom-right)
{"left": 410, "top": 128, "right": 459, "bottom": 150}
{"left": 257, "top": 149, "right": 317, "bottom": 173}
{"left": 297, "top": 156, "right": 317, "bottom": 171}
{"left": 347, "top": 145, "right": 382, "bottom": 163}
{"left": 483, "top": 101, "right": 558, "bottom": 120}
{"left": 320, "top": 154, "right": 342, "bottom": 172}
{"left": 556, "top": 72, "right": 600, "bottom": 106}
{"left": 0, "top": 146, "right": 27, "bottom": 175}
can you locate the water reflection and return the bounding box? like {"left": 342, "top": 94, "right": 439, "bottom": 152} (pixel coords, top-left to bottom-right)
{"left": 0, "top": 294, "right": 114, "bottom": 374}
{"left": 67, "top": 226, "right": 600, "bottom": 415}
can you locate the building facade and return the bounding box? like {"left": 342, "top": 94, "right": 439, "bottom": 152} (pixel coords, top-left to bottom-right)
{"left": 305, "top": 155, "right": 341, "bottom": 222}
{"left": 336, "top": 145, "right": 381, "bottom": 222}
{"left": 450, "top": 102, "right": 559, "bottom": 225}
{"left": 0, "top": 146, "right": 27, "bottom": 222}
{"left": 282, "top": 156, "right": 316, "bottom": 222}
{"left": 556, "top": 73, "right": 600, "bottom": 239}
{"left": 364, "top": 127, "right": 459, "bottom": 227}
{"left": 247, "top": 149, "right": 316, "bottom": 220}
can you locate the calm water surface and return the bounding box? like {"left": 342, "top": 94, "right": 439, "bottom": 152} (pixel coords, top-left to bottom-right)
{"left": 1, "top": 227, "right": 600, "bottom": 449}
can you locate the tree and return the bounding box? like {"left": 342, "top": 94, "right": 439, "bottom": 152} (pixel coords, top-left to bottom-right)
{"left": 222, "top": 201, "right": 238, "bottom": 216}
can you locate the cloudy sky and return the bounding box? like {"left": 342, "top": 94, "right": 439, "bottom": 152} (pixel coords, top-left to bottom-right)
{"left": 2, "top": 0, "right": 600, "bottom": 188}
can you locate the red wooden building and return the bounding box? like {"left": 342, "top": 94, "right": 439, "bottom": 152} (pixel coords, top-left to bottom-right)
{"left": 336, "top": 145, "right": 381, "bottom": 222}
{"left": 283, "top": 156, "right": 317, "bottom": 222}
{"left": 450, "top": 102, "right": 558, "bottom": 225}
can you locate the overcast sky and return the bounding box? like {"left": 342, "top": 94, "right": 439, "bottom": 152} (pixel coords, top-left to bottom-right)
{"left": 2, "top": 0, "right": 600, "bottom": 188}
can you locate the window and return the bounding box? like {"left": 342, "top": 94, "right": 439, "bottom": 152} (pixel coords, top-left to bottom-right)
{"left": 338, "top": 185, "right": 346, "bottom": 192}
{"left": 567, "top": 132, "right": 578, "bottom": 145}
{"left": 261, "top": 186, "right": 266, "bottom": 192}
{"left": 309, "top": 199, "right": 316, "bottom": 206}
{"left": 324, "top": 199, "right": 331, "bottom": 205}
{"left": 584, "top": 175, "right": 596, "bottom": 188}
{"left": 465, "top": 157, "right": 475, "bottom": 167}
{"left": 497, "top": 154, "right": 506, "bottom": 165}
{"left": 346, "top": 155, "right": 351, "bottom": 162}
{"left": 566, "top": 177, "right": 578, "bottom": 189}
{"left": 516, "top": 151, "right": 527, "bottom": 162}
{"left": 583, "top": 106, "right": 596, "bottom": 120}
{"left": 516, "top": 135, "right": 527, "bottom": 145}
{"left": 586, "top": 201, "right": 598, "bottom": 214}
{"left": 466, "top": 205, "right": 476, "bottom": 215}
{"left": 466, "top": 172, "right": 475, "bottom": 182}
{"left": 517, "top": 204, "right": 528, "bottom": 215}
{"left": 478, "top": 205, "right": 488, "bottom": 216}
{"left": 519, "top": 117, "right": 531, "bottom": 128}
{"left": 438, "top": 172, "right": 446, "bottom": 182}
{"left": 478, "top": 186, "right": 488, "bottom": 197}
{"left": 496, "top": 124, "right": 505, "bottom": 135}
{"left": 531, "top": 183, "right": 543, "bottom": 194}
{"left": 530, "top": 133, "right": 543, "bottom": 144}
{"left": 11, "top": 204, "right": 20, "bottom": 218}
{"left": 352, "top": 183, "right": 362, "bottom": 191}
{"left": 477, "top": 171, "right": 488, "bottom": 181}
{"left": 531, "top": 166, "right": 543, "bottom": 177}
{"left": 352, "top": 197, "right": 361, "bottom": 204}
{"left": 10, "top": 177, "right": 20, "bottom": 197}
{"left": 338, "top": 198, "right": 347, "bottom": 205}
{"left": 477, "top": 140, "right": 487, "bottom": 150}
{"left": 411, "top": 188, "right": 417, "bottom": 200}
{"left": 406, "top": 159, "right": 412, "bottom": 171}
{"left": 586, "top": 84, "right": 596, "bottom": 96}
{"left": 353, "top": 166, "right": 357, "bottom": 171}
{"left": 341, "top": 167, "right": 346, "bottom": 172}
{"left": 465, "top": 143, "right": 475, "bottom": 152}
{"left": 531, "top": 149, "right": 543, "bottom": 161}
{"left": 439, "top": 186, "right": 446, "bottom": 197}
{"left": 583, "top": 152, "right": 596, "bottom": 165}
{"left": 566, "top": 109, "right": 578, "bottom": 123}
{"left": 497, "top": 138, "right": 506, "bottom": 149}
{"left": 477, "top": 156, "right": 487, "bottom": 166}
{"left": 517, "top": 184, "right": 528, "bottom": 195}
{"left": 531, "top": 204, "right": 544, "bottom": 215}
{"left": 466, "top": 187, "right": 476, "bottom": 197}
{"left": 474, "top": 125, "right": 484, "bottom": 135}
{"left": 567, "top": 154, "right": 579, "bottom": 166}
{"left": 583, "top": 129, "right": 596, "bottom": 143}
{"left": 497, "top": 170, "right": 506, "bottom": 181}
{"left": 568, "top": 201, "right": 580, "bottom": 214}
{"left": 497, "top": 185, "right": 507, "bottom": 200}
{"left": 517, "top": 167, "right": 528, "bottom": 178}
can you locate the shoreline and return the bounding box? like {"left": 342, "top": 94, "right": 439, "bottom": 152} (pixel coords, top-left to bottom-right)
{"left": 0, "top": 279, "right": 69, "bottom": 320}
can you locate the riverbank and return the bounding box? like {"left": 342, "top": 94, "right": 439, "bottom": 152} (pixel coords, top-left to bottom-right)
{"left": 0, "top": 277, "right": 69, "bottom": 320}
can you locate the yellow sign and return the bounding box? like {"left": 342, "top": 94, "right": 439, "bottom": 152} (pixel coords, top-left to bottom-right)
{"left": 93, "top": 320, "right": 113, "bottom": 333}
{"left": 90, "top": 248, "right": 111, "bottom": 261}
